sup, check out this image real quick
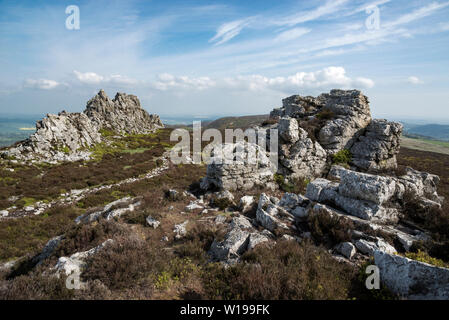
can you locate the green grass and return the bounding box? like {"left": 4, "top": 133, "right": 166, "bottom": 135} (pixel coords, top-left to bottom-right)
{"left": 401, "top": 135, "right": 449, "bottom": 155}
{"left": 121, "top": 148, "right": 152, "bottom": 154}
{"left": 404, "top": 250, "right": 449, "bottom": 268}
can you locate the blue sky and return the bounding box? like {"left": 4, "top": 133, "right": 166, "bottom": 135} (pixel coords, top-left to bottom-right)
{"left": 0, "top": 0, "right": 448, "bottom": 122}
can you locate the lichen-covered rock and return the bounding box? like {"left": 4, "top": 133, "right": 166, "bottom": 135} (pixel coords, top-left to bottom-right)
{"left": 247, "top": 232, "right": 270, "bottom": 250}
{"left": 75, "top": 197, "right": 140, "bottom": 224}
{"left": 354, "top": 238, "right": 396, "bottom": 256}
{"left": 278, "top": 117, "right": 299, "bottom": 143}
{"left": 339, "top": 169, "right": 397, "bottom": 205}
{"left": 209, "top": 223, "right": 251, "bottom": 262}
{"left": 200, "top": 142, "right": 276, "bottom": 191}
{"left": 336, "top": 242, "right": 356, "bottom": 259}
{"left": 374, "top": 250, "right": 449, "bottom": 299}
{"left": 255, "top": 193, "right": 289, "bottom": 231}
{"left": 351, "top": 119, "right": 402, "bottom": 171}
{"left": 278, "top": 127, "right": 328, "bottom": 179}
{"left": 174, "top": 221, "right": 189, "bottom": 240}
{"left": 398, "top": 167, "right": 442, "bottom": 203}
{"left": 239, "top": 196, "right": 255, "bottom": 213}
{"left": 317, "top": 90, "right": 371, "bottom": 154}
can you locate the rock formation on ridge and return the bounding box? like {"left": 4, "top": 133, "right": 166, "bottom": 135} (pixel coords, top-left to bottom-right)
{"left": 201, "top": 89, "right": 403, "bottom": 189}
{"left": 1, "top": 90, "right": 163, "bottom": 162}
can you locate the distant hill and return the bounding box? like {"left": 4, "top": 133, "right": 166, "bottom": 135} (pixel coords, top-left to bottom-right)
{"left": 402, "top": 123, "right": 449, "bottom": 141}
{"left": 204, "top": 114, "right": 269, "bottom": 130}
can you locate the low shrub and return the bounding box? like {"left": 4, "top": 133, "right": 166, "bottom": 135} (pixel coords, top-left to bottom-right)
{"left": 332, "top": 149, "right": 352, "bottom": 165}
{"left": 0, "top": 268, "right": 74, "bottom": 300}
{"left": 316, "top": 109, "right": 335, "bottom": 120}
{"left": 82, "top": 237, "right": 169, "bottom": 290}
{"left": 201, "top": 240, "right": 357, "bottom": 300}
{"left": 308, "top": 210, "right": 354, "bottom": 246}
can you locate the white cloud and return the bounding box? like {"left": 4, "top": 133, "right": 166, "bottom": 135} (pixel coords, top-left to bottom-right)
{"left": 73, "top": 71, "right": 104, "bottom": 84}
{"left": 153, "top": 73, "right": 216, "bottom": 90}
{"left": 407, "top": 76, "right": 423, "bottom": 84}
{"left": 23, "top": 79, "right": 60, "bottom": 90}
{"left": 151, "top": 67, "right": 374, "bottom": 94}
{"left": 73, "top": 71, "right": 137, "bottom": 86}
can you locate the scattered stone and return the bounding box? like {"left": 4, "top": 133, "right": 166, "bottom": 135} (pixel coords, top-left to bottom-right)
{"left": 54, "top": 239, "right": 113, "bottom": 276}
{"left": 174, "top": 221, "right": 189, "bottom": 240}
{"left": 209, "top": 227, "right": 250, "bottom": 261}
{"left": 336, "top": 242, "right": 356, "bottom": 259}
{"left": 239, "top": 195, "right": 255, "bottom": 212}
{"left": 166, "top": 189, "right": 180, "bottom": 201}
{"left": 355, "top": 238, "right": 396, "bottom": 256}
{"left": 146, "top": 216, "right": 160, "bottom": 229}
{"left": 75, "top": 197, "right": 140, "bottom": 224}
{"left": 230, "top": 215, "right": 253, "bottom": 229}
{"left": 247, "top": 232, "right": 271, "bottom": 250}
{"left": 214, "top": 215, "right": 227, "bottom": 224}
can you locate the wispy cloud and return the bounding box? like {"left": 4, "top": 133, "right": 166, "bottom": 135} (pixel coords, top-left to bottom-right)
{"left": 274, "top": 0, "right": 349, "bottom": 26}
{"left": 209, "top": 18, "right": 255, "bottom": 45}
{"left": 275, "top": 28, "right": 311, "bottom": 42}
{"left": 384, "top": 1, "right": 449, "bottom": 28}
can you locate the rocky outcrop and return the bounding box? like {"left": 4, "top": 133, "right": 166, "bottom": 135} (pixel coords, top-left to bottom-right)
{"left": 305, "top": 166, "right": 442, "bottom": 223}
{"left": 374, "top": 250, "right": 449, "bottom": 299}
{"left": 201, "top": 89, "right": 403, "bottom": 191}
{"left": 3, "top": 112, "right": 100, "bottom": 162}
{"left": 317, "top": 89, "right": 372, "bottom": 153}
{"left": 1, "top": 90, "right": 163, "bottom": 162}
{"left": 84, "top": 90, "right": 163, "bottom": 134}
{"left": 271, "top": 90, "right": 401, "bottom": 177}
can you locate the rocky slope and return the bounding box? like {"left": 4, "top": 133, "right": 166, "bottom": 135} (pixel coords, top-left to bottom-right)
{"left": 0, "top": 90, "right": 163, "bottom": 163}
